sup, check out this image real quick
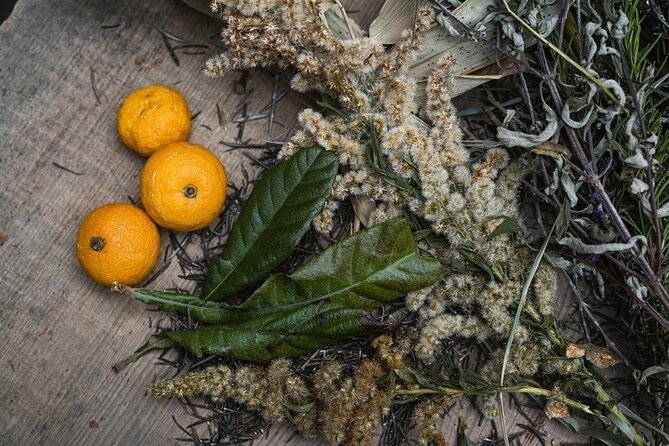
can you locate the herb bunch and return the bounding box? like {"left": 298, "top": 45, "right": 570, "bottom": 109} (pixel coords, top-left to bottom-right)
{"left": 474, "top": 1, "right": 669, "bottom": 442}
{"left": 119, "top": 0, "right": 668, "bottom": 444}
{"left": 474, "top": 0, "right": 669, "bottom": 442}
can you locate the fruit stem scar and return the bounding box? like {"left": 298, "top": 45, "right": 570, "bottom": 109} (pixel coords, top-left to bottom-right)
{"left": 90, "top": 236, "right": 106, "bottom": 251}
{"left": 184, "top": 184, "right": 198, "bottom": 198}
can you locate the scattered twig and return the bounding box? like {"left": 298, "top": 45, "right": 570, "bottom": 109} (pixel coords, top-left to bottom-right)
{"left": 89, "top": 67, "right": 102, "bottom": 105}
{"left": 52, "top": 161, "right": 83, "bottom": 176}
{"left": 100, "top": 22, "right": 121, "bottom": 29}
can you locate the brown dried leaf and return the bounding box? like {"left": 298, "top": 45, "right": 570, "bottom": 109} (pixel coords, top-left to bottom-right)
{"left": 322, "top": 1, "right": 365, "bottom": 39}
{"left": 369, "top": 0, "right": 425, "bottom": 44}
{"left": 351, "top": 195, "right": 376, "bottom": 229}
{"left": 531, "top": 142, "right": 573, "bottom": 160}
{"left": 584, "top": 345, "right": 620, "bottom": 368}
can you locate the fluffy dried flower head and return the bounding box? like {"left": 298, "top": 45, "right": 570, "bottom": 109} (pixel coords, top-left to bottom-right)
{"left": 414, "top": 399, "right": 449, "bottom": 445}
{"left": 545, "top": 400, "right": 570, "bottom": 419}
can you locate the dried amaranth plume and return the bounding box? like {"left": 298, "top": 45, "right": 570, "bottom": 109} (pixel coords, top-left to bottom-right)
{"left": 151, "top": 338, "right": 402, "bottom": 444}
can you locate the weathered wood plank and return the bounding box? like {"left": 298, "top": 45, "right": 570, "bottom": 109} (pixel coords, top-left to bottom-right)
{"left": 0, "top": 1, "right": 301, "bottom": 444}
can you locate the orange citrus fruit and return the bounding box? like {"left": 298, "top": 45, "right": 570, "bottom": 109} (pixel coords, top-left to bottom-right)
{"left": 76, "top": 203, "right": 161, "bottom": 287}
{"left": 139, "top": 142, "right": 228, "bottom": 232}
{"left": 117, "top": 85, "right": 192, "bottom": 157}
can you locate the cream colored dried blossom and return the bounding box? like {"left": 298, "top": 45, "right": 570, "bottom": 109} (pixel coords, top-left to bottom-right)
{"left": 480, "top": 344, "right": 546, "bottom": 382}
{"left": 350, "top": 393, "right": 391, "bottom": 445}
{"left": 149, "top": 359, "right": 310, "bottom": 424}
{"left": 313, "top": 362, "right": 344, "bottom": 401}
{"left": 406, "top": 284, "right": 438, "bottom": 311}
{"left": 542, "top": 357, "right": 583, "bottom": 375}
{"left": 149, "top": 364, "right": 232, "bottom": 399}
{"left": 414, "top": 399, "right": 448, "bottom": 446}
{"left": 316, "top": 359, "right": 391, "bottom": 445}
{"left": 372, "top": 334, "right": 408, "bottom": 370}
{"left": 319, "top": 377, "right": 355, "bottom": 444}
{"left": 313, "top": 198, "right": 340, "bottom": 233}
{"left": 476, "top": 393, "right": 500, "bottom": 419}
{"left": 367, "top": 201, "right": 404, "bottom": 227}
{"left": 415, "top": 314, "right": 496, "bottom": 360}
{"left": 478, "top": 281, "right": 520, "bottom": 337}
{"left": 230, "top": 365, "right": 264, "bottom": 404}
{"left": 533, "top": 263, "right": 559, "bottom": 317}
{"left": 476, "top": 343, "right": 548, "bottom": 419}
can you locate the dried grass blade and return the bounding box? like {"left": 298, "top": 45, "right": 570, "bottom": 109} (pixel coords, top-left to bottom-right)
{"left": 498, "top": 222, "right": 555, "bottom": 446}
{"left": 323, "top": 2, "right": 364, "bottom": 39}
{"left": 369, "top": 0, "right": 422, "bottom": 44}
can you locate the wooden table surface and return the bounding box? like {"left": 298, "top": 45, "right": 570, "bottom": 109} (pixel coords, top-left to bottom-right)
{"left": 0, "top": 1, "right": 580, "bottom": 444}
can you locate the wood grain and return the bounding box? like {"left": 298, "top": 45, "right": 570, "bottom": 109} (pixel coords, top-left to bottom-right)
{"left": 0, "top": 1, "right": 301, "bottom": 444}
{"left": 0, "top": 0, "right": 580, "bottom": 445}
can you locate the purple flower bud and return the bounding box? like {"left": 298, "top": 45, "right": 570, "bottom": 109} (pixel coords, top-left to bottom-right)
{"left": 587, "top": 254, "right": 601, "bottom": 263}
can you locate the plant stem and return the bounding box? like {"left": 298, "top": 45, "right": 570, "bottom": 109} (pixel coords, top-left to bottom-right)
{"left": 589, "top": 379, "right": 648, "bottom": 446}
{"left": 614, "top": 39, "right": 665, "bottom": 272}
{"left": 500, "top": 0, "right": 621, "bottom": 105}
{"left": 534, "top": 41, "right": 669, "bottom": 330}
{"left": 396, "top": 378, "right": 645, "bottom": 445}
{"left": 395, "top": 384, "right": 594, "bottom": 415}
{"left": 523, "top": 176, "right": 669, "bottom": 331}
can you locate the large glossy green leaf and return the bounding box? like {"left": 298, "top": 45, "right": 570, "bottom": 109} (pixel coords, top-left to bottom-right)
{"left": 166, "top": 302, "right": 369, "bottom": 362}
{"left": 203, "top": 147, "right": 339, "bottom": 302}
{"left": 155, "top": 218, "right": 443, "bottom": 362}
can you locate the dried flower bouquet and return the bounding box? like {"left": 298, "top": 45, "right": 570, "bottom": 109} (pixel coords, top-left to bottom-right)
{"left": 117, "top": 0, "right": 664, "bottom": 444}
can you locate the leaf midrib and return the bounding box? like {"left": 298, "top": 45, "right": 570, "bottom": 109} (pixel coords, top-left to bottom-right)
{"left": 151, "top": 251, "right": 417, "bottom": 324}
{"left": 204, "top": 152, "right": 327, "bottom": 300}
{"left": 244, "top": 251, "right": 416, "bottom": 314}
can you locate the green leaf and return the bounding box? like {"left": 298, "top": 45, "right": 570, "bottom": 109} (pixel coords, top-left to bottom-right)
{"left": 555, "top": 199, "right": 572, "bottom": 238}
{"left": 203, "top": 147, "right": 339, "bottom": 301}
{"left": 366, "top": 119, "right": 420, "bottom": 195}
{"left": 132, "top": 288, "right": 245, "bottom": 325}
{"left": 112, "top": 335, "right": 174, "bottom": 373}
{"left": 167, "top": 218, "right": 443, "bottom": 362}
{"left": 165, "top": 304, "right": 369, "bottom": 361}
{"left": 486, "top": 216, "right": 522, "bottom": 239}
{"left": 456, "top": 247, "right": 495, "bottom": 281}
{"left": 395, "top": 368, "right": 442, "bottom": 392}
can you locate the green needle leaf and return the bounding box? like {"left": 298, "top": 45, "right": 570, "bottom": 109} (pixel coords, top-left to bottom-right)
{"left": 203, "top": 147, "right": 339, "bottom": 302}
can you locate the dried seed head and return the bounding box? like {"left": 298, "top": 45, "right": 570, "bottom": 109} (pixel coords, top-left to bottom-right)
{"left": 545, "top": 400, "right": 570, "bottom": 419}
{"left": 584, "top": 345, "right": 620, "bottom": 368}
{"left": 565, "top": 343, "right": 586, "bottom": 359}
